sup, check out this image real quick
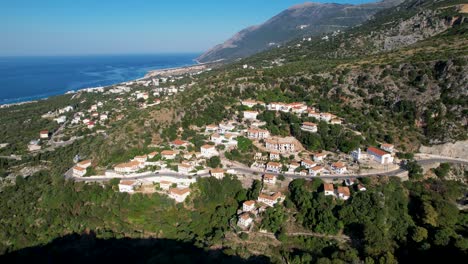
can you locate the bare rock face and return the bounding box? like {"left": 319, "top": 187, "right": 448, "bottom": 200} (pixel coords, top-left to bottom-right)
{"left": 419, "top": 140, "right": 468, "bottom": 159}
{"left": 382, "top": 10, "right": 453, "bottom": 51}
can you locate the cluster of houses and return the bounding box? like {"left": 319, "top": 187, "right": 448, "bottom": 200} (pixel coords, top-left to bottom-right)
{"left": 117, "top": 178, "right": 192, "bottom": 203}
{"left": 241, "top": 99, "right": 343, "bottom": 126}
{"left": 323, "top": 179, "right": 366, "bottom": 201}
{"left": 69, "top": 102, "right": 108, "bottom": 129}
{"left": 72, "top": 159, "right": 92, "bottom": 177}
{"left": 237, "top": 190, "right": 286, "bottom": 229}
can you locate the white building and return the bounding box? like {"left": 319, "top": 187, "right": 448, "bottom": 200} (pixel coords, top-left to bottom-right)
{"left": 266, "top": 162, "right": 281, "bottom": 173}
{"left": 308, "top": 110, "right": 321, "bottom": 120}
{"left": 77, "top": 160, "right": 92, "bottom": 169}
{"left": 218, "top": 123, "right": 235, "bottom": 133}
{"left": 54, "top": 116, "right": 67, "bottom": 124}
{"left": 178, "top": 163, "right": 194, "bottom": 174}
{"left": 237, "top": 213, "right": 253, "bottom": 228}
{"left": 267, "top": 102, "right": 288, "bottom": 112}
{"left": 301, "top": 159, "right": 316, "bottom": 169}
{"left": 28, "top": 140, "right": 41, "bottom": 152}
{"left": 265, "top": 137, "right": 296, "bottom": 153}
{"left": 257, "top": 192, "right": 285, "bottom": 207}
{"left": 134, "top": 155, "right": 147, "bottom": 163}
{"left": 324, "top": 183, "right": 335, "bottom": 196}
{"left": 210, "top": 168, "right": 225, "bottom": 179}
{"left": 242, "top": 200, "right": 256, "bottom": 212}
{"left": 269, "top": 152, "right": 280, "bottom": 161}
{"left": 39, "top": 130, "right": 49, "bottom": 139}
{"left": 313, "top": 152, "right": 327, "bottom": 162}
{"left": 243, "top": 110, "right": 258, "bottom": 120}
{"left": 351, "top": 148, "right": 363, "bottom": 161}
{"left": 114, "top": 160, "right": 142, "bottom": 173}
{"left": 332, "top": 162, "right": 347, "bottom": 174}
{"left": 205, "top": 124, "right": 218, "bottom": 133}
{"left": 200, "top": 144, "right": 218, "bottom": 158}
{"left": 87, "top": 121, "right": 95, "bottom": 129}
{"left": 301, "top": 122, "right": 318, "bottom": 133}
{"left": 367, "top": 147, "right": 393, "bottom": 164}
{"left": 210, "top": 133, "right": 224, "bottom": 144}
{"left": 336, "top": 186, "right": 350, "bottom": 200}
{"left": 72, "top": 166, "right": 87, "bottom": 177}
{"left": 247, "top": 128, "right": 270, "bottom": 139}
{"left": 241, "top": 100, "right": 263, "bottom": 108}
{"left": 160, "top": 180, "right": 172, "bottom": 190}
{"left": 161, "top": 150, "right": 176, "bottom": 160}
{"left": 380, "top": 144, "right": 394, "bottom": 153}
{"left": 263, "top": 174, "right": 277, "bottom": 184}
{"left": 118, "top": 180, "right": 140, "bottom": 193}
{"left": 320, "top": 113, "right": 333, "bottom": 122}
{"left": 169, "top": 187, "right": 191, "bottom": 203}
{"left": 309, "top": 165, "right": 326, "bottom": 176}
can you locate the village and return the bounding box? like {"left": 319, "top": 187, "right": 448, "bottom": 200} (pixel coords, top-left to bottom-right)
{"left": 25, "top": 79, "right": 405, "bottom": 227}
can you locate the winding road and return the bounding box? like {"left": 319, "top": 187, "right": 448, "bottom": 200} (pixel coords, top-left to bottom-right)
{"left": 67, "top": 155, "right": 468, "bottom": 183}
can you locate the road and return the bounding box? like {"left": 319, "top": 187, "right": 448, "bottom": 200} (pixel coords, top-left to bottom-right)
{"left": 66, "top": 156, "right": 468, "bottom": 183}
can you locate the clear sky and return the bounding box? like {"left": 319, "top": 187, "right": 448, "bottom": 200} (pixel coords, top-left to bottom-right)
{"left": 1, "top": 0, "right": 376, "bottom": 56}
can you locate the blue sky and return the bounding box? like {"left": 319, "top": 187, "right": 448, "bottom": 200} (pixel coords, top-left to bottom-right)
{"left": 1, "top": 0, "right": 376, "bottom": 56}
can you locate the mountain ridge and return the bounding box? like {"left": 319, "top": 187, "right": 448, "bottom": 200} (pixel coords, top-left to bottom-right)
{"left": 197, "top": 0, "right": 405, "bottom": 63}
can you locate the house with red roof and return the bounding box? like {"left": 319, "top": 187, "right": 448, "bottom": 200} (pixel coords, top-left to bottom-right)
{"left": 266, "top": 162, "right": 282, "bottom": 173}
{"left": 263, "top": 174, "right": 277, "bottom": 184}
{"left": 336, "top": 186, "right": 350, "bottom": 200}
{"left": 301, "top": 122, "right": 318, "bottom": 133}
{"left": 323, "top": 183, "right": 335, "bottom": 196}
{"left": 257, "top": 192, "right": 285, "bottom": 207}
{"left": 237, "top": 213, "right": 253, "bottom": 228}
{"left": 331, "top": 162, "right": 347, "bottom": 174}
{"left": 39, "top": 130, "right": 49, "bottom": 139}
{"left": 242, "top": 200, "right": 256, "bottom": 212}
{"left": 367, "top": 146, "right": 393, "bottom": 164}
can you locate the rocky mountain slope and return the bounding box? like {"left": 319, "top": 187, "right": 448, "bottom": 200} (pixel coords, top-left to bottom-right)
{"left": 184, "top": 0, "right": 467, "bottom": 150}
{"left": 197, "top": 0, "right": 404, "bottom": 63}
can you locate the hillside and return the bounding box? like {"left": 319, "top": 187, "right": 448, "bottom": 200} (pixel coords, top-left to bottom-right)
{"left": 0, "top": 0, "right": 467, "bottom": 263}
{"left": 192, "top": 0, "right": 467, "bottom": 148}
{"left": 197, "top": 0, "right": 404, "bottom": 63}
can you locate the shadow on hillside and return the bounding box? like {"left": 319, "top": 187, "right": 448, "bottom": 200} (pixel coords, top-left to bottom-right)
{"left": 0, "top": 232, "right": 270, "bottom": 264}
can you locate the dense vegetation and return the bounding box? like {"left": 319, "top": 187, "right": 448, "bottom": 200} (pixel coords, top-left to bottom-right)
{"left": 0, "top": 0, "right": 466, "bottom": 263}
{"left": 1, "top": 171, "right": 466, "bottom": 263}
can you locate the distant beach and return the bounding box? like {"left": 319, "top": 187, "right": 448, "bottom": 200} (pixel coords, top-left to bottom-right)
{"left": 0, "top": 53, "right": 199, "bottom": 105}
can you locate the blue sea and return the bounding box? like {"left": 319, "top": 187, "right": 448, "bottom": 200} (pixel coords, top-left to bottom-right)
{"left": 0, "top": 53, "right": 199, "bottom": 105}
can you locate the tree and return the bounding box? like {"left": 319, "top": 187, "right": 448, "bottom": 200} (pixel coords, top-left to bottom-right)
{"left": 406, "top": 160, "right": 423, "bottom": 180}
{"left": 412, "top": 226, "right": 428, "bottom": 242}
{"left": 109, "top": 178, "right": 120, "bottom": 187}
{"left": 237, "top": 136, "right": 253, "bottom": 152}
{"left": 422, "top": 202, "right": 438, "bottom": 227}
{"left": 239, "top": 232, "right": 249, "bottom": 240}
{"left": 261, "top": 205, "right": 285, "bottom": 233}
{"left": 207, "top": 156, "right": 221, "bottom": 168}
{"left": 433, "top": 163, "right": 450, "bottom": 178}
{"left": 247, "top": 180, "right": 262, "bottom": 200}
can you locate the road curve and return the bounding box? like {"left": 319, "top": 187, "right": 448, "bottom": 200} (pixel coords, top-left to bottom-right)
{"left": 68, "top": 157, "right": 467, "bottom": 183}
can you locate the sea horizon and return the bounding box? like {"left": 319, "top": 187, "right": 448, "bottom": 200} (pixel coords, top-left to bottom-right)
{"left": 0, "top": 53, "right": 200, "bottom": 105}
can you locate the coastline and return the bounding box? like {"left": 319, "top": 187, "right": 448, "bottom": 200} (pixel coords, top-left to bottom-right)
{"left": 0, "top": 59, "right": 203, "bottom": 108}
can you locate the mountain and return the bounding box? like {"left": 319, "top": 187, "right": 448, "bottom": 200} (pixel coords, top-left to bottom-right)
{"left": 190, "top": 0, "right": 467, "bottom": 147}
{"left": 196, "top": 0, "right": 404, "bottom": 63}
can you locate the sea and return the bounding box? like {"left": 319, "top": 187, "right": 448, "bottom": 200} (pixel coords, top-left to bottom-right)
{"left": 0, "top": 53, "right": 199, "bottom": 105}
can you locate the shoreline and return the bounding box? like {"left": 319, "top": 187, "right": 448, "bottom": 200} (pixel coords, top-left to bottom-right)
{"left": 0, "top": 59, "right": 205, "bottom": 108}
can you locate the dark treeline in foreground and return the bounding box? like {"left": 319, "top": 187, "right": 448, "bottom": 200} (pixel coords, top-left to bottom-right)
{"left": 0, "top": 172, "right": 466, "bottom": 263}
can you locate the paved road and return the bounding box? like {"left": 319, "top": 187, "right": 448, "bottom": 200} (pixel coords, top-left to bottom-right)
{"left": 67, "top": 156, "right": 467, "bottom": 183}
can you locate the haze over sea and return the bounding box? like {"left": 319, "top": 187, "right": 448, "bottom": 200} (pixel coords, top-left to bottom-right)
{"left": 0, "top": 53, "right": 198, "bottom": 105}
